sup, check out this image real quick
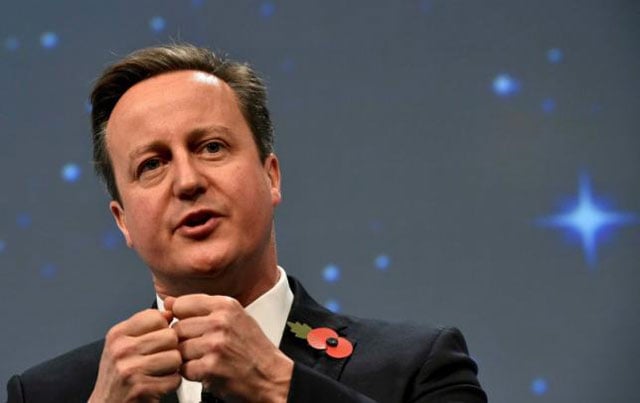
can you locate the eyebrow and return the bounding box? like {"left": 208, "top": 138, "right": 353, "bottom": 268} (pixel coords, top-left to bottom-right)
{"left": 127, "top": 125, "right": 234, "bottom": 161}
{"left": 128, "top": 141, "right": 164, "bottom": 161}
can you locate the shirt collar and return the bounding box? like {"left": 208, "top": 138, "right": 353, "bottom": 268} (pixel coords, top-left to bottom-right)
{"left": 244, "top": 266, "right": 294, "bottom": 346}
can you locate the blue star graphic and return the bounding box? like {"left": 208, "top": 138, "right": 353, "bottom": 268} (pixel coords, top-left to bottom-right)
{"left": 539, "top": 173, "right": 636, "bottom": 267}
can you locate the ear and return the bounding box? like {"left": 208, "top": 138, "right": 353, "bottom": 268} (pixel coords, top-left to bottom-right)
{"left": 264, "top": 153, "right": 282, "bottom": 206}
{"left": 109, "top": 200, "right": 134, "bottom": 248}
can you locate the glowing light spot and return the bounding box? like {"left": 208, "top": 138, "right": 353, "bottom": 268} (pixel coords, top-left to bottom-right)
{"left": 191, "top": 0, "right": 205, "bottom": 7}
{"left": 102, "top": 229, "right": 123, "bottom": 250}
{"left": 40, "top": 263, "right": 57, "bottom": 279}
{"left": 419, "top": 0, "right": 432, "bottom": 13}
{"left": 325, "top": 299, "right": 341, "bottom": 313}
{"left": 84, "top": 101, "right": 93, "bottom": 114}
{"left": 4, "top": 36, "right": 19, "bottom": 51}
{"left": 322, "top": 264, "right": 341, "bottom": 283}
{"left": 0, "top": 240, "right": 6, "bottom": 253}
{"left": 538, "top": 173, "right": 636, "bottom": 267}
{"left": 17, "top": 213, "right": 32, "bottom": 229}
{"left": 369, "top": 220, "right": 383, "bottom": 233}
{"left": 61, "top": 163, "right": 81, "bottom": 183}
{"left": 260, "top": 1, "right": 276, "bottom": 18}
{"left": 281, "top": 57, "right": 295, "bottom": 74}
{"left": 149, "top": 16, "right": 166, "bottom": 33}
{"left": 531, "top": 377, "right": 548, "bottom": 396}
{"left": 547, "top": 48, "right": 563, "bottom": 64}
{"left": 541, "top": 98, "right": 556, "bottom": 113}
{"left": 40, "top": 32, "right": 59, "bottom": 49}
{"left": 492, "top": 73, "right": 520, "bottom": 97}
{"left": 374, "top": 254, "right": 391, "bottom": 271}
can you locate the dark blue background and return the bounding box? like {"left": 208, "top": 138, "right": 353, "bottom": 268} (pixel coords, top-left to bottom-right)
{"left": 2, "top": 1, "right": 639, "bottom": 402}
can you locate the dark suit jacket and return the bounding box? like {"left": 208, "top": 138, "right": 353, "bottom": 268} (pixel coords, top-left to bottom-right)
{"left": 7, "top": 277, "right": 487, "bottom": 402}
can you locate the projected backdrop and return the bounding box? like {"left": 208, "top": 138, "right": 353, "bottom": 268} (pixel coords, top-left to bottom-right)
{"left": 1, "top": 1, "right": 639, "bottom": 402}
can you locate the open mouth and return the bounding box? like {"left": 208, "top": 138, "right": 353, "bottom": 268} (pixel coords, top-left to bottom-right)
{"left": 183, "top": 211, "right": 214, "bottom": 227}
{"left": 176, "top": 210, "right": 219, "bottom": 239}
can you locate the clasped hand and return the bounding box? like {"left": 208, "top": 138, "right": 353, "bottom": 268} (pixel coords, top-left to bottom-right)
{"left": 88, "top": 295, "right": 293, "bottom": 403}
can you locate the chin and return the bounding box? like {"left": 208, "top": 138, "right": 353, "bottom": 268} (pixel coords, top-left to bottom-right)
{"left": 182, "top": 252, "right": 234, "bottom": 277}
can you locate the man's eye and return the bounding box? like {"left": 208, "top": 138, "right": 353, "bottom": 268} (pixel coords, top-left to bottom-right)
{"left": 204, "top": 142, "right": 222, "bottom": 153}
{"left": 139, "top": 158, "right": 162, "bottom": 174}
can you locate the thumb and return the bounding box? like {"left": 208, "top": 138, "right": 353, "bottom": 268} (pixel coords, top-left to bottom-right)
{"left": 162, "top": 296, "right": 176, "bottom": 324}
{"left": 164, "top": 296, "right": 176, "bottom": 312}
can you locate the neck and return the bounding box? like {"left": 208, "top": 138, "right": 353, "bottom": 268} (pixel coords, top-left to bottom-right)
{"left": 154, "top": 229, "right": 281, "bottom": 306}
{"left": 153, "top": 263, "right": 280, "bottom": 307}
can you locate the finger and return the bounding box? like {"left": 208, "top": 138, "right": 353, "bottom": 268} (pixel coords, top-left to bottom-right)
{"left": 180, "top": 355, "right": 220, "bottom": 382}
{"left": 161, "top": 310, "right": 174, "bottom": 323}
{"left": 154, "top": 372, "right": 182, "bottom": 396}
{"left": 177, "top": 334, "right": 218, "bottom": 361}
{"left": 136, "top": 373, "right": 182, "bottom": 398}
{"left": 172, "top": 294, "right": 240, "bottom": 320}
{"left": 139, "top": 349, "right": 183, "bottom": 376}
{"left": 163, "top": 296, "right": 176, "bottom": 312}
{"left": 110, "top": 309, "right": 170, "bottom": 338}
{"left": 136, "top": 328, "right": 178, "bottom": 355}
{"left": 172, "top": 316, "right": 212, "bottom": 340}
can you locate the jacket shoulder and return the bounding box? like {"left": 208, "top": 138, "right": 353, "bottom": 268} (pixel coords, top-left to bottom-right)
{"left": 8, "top": 340, "right": 104, "bottom": 403}
{"left": 344, "top": 317, "right": 484, "bottom": 401}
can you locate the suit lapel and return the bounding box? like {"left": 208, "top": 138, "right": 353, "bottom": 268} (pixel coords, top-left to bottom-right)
{"left": 280, "top": 276, "right": 357, "bottom": 381}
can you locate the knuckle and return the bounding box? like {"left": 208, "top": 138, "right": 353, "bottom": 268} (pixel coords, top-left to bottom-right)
{"left": 128, "top": 383, "right": 148, "bottom": 399}
{"left": 177, "top": 340, "right": 187, "bottom": 356}
{"left": 203, "top": 353, "right": 218, "bottom": 370}
{"left": 166, "top": 328, "right": 179, "bottom": 346}
{"left": 111, "top": 338, "right": 136, "bottom": 359}
{"left": 168, "top": 350, "right": 183, "bottom": 367}
{"left": 171, "top": 297, "right": 186, "bottom": 314}
{"left": 220, "top": 296, "right": 240, "bottom": 309}
{"left": 205, "top": 336, "right": 222, "bottom": 353}
{"left": 146, "top": 309, "right": 168, "bottom": 327}
{"left": 220, "top": 310, "right": 233, "bottom": 324}
{"left": 211, "top": 310, "right": 234, "bottom": 329}
{"left": 219, "top": 330, "right": 233, "bottom": 347}
{"left": 105, "top": 325, "right": 122, "bottom": 342}
{"left": 205, "top": 314, "right": 222, "bottom": 330}
{"left": 181, "top": 362, "right": 196, "bottom": 380}
{"left": 114, "top": 360, "right": 136, "bottom": 382}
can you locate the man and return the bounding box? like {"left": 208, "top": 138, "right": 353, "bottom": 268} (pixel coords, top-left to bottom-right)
{"left": 6, "top": 44, "right": 487, "bottom": 402}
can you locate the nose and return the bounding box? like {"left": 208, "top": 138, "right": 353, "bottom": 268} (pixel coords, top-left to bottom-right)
{"left": 172, "top": 154, "right": 206, "bottom": 200}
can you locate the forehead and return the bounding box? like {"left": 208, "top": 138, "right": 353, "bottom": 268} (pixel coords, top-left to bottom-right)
{"left": 106, "top": 70, "right": 252, "bottom": 165}
{"left": 107, "top": 70, "right": 237, "bottom": 127}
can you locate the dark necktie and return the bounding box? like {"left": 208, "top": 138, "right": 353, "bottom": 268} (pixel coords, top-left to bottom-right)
{"left": 201, "top": 389, "right": 225, "bottom": 403}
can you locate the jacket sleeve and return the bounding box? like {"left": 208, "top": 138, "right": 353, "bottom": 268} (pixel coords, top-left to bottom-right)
{"left": 7, "top": 375, "right": 26, "bottom": 403}
{"left": 409, "top": 327, "right": 487, "bottom": 402}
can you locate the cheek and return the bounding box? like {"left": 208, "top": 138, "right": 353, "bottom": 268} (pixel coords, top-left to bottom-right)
{"left": 226, "top": 174, "right": 271, "bottom": 221}
{"left": 125, "top": 200, "right": 164, "bottom": 245}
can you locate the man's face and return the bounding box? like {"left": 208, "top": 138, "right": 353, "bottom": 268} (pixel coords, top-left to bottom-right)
{"left": 106, "top": 70, "right": 281, "bottom": 298}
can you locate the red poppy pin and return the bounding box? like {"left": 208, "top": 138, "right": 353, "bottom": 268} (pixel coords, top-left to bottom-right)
{"left": 287, "top": 321, "right": 353, "bottom": 359}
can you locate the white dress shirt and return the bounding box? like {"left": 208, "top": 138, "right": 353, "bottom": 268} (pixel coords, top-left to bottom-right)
{"left": 156, "top": 266, "right": 294, "bottom": 403}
